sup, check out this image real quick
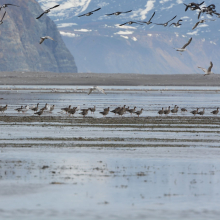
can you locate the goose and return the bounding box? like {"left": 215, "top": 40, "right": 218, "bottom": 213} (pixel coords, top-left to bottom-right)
{"left": 80, "top": 109, "right": 89, "bottom": 118}
{"left": 0, "top": 4, "right": 19, "bottom": 11}
{"left": 198, "top": 108, "right": 205, "bottom": 116}
{"left": 198, "top": 4, "right": 215, "bottom": 19}
{"left": 169, "top": 19, "right": 183, "bottom": 27}
{"left": 158, "top": 107, "right": 164, "bottom": 116}
{"left": 174, "top": 37, "right": 192, "bottom": 53}
{"left": 88, "top": 86, "right": 106, "bottom": 95}
{"left": 106, "top": 10, "right": 132, "bottom": 16}
{"left": 89, "top": 106, "right": 96, "bottom": 114}
{"left": 211, "top": 108, "right": 219, "bottom": 115}
{"left": 125, "top": 106, "right": 130, "bottom": 112}
{"left": 171, "top": 106, "right": 179, "bottom": 114}
{"left": 117, "top": 106, "right": 126, "bottom": 117}
{"left": 34, "top": 109, "right": 44, "bottom": 116}
{"left": 184, "top": 2, "right": 204, "bottom": 11}
{"left": 0, "top": 11, "right": 6, "bottom": 25}
{"left": 111, "top": 105, "right": 125, "bottom": 115}
{"left": 99, "top": 107, "right": 110, "bottom": 117}
{"left": 21, "top": 105, "right": 29, "bottom": 113}
{"left": 190, "top": 108, "right": 199, "bottom": 116}
{"left": 134, "top": 108, "right": 143, "bottom": 117}
{"left": 39, "top": 36, "right": 55, "bottom": 44}
{"left": 138, "top": 12, "right": 155, "bottom": 25}
{"left": 40, "top": 103, "right": 48, "bottom": 111}
{"left": 49, "top": 105, "right": 55, "bottom": 112}
{"left": 68, "top": 107, "right": 77, "bottom": 116}
{"left": 61, "top": 105, "right": 71, "bottom": 114}
{"left": 198, "top": 62, "right": 214, "bottom": 76}
{"left": 36, "top": 5, "right": 60, "bottom": 19}
{"left": 155, "top": 15, "right": 177, "bottom": 27}
{"left": 78, "top": 8, "right": 101, "bottom": 17}
{"left": 31, "top": 103, "right": 39, "bottom": 112}
{"left": 0, "top": 105, "right": 7, "bottom": 113}
{"left": 15, "top": 106, "right": 23, "bottom": 113}
{"left": 119, "top": 21, "right": 143, "bottom": 26}
{"left": 192, "top": 19, "right": 215, "bottom": 30}
{"left": 128, "top": 107, "right": 136, "bottom": 115}
{"left": 181, "top": 108, "right": 187, "bottom": 113}
{"left": 164, "top": 106, "right": 171, "bottom": 115}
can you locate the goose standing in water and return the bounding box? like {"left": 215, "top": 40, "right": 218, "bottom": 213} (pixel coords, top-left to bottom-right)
{"left": 61, "top": 105, "right": 71, "bottom": 114}
{"left": 138, "top": 12, "right": 155, "bottom": 25}
{"left": 88, "top": 86, "right": 106, "bottom": 95}
{"left": 158, "top": 107, "right": 164, "bottom": 116}
{"left": 21, "top": 105, "right": 29, "bottom": 113}
{"left": 80, "top": 109, "right": 89, "bottom": 118}
{"left": 34, "top": 110, "right": 44, "bottom": 116}
{"left": 128, "top": 107, "right": 136, "bottom": 115}
{"left": 0, "top": 105, "right": 7, "bottom": 113}
{"left": 211, "top": 108, "right": 219, "bottom": 115}
{"left": 190, "top": 108, "right": 199, "bottom": 116}
{"left": 134, "top": 108, "right": 143, "bottom": 117}
{"left": 31, "top": 103, "right": 39, "bottom": 112}
{"left": 39, "top": 36, "right": 55, "bottom": 44}
{"left": 78, "top": 8, "right": 101, "bottom": 17}
{"left": 15, "top": 106, "right": 23, "bottom": 113}
{"left": 99, "top": 107, "right": 110, "bottom": 117}
{"left": 155, "top": 15, "right": 177, "bottom": 27}
{"left": 181, "top": 108, "right": 187, "bottom": 113}
{"left": 36, "top": 5, "right": 60, "bottom": 19}
{"left": 89, "top": 106, "right": 96, "bottom": 114}
{"left": 68, "top": 107, "right": 77, "bottom": 117}
{"left": 198, "top": 108, "right": 205, "bottom": 116}
{"left": 106, "top": 10, "right": 132, "bottom": 16}
{"left": 164, "top": 106, "right": 171, "bottom": 116}
{"left": 198, "top": 62, "right": 214, "bottom": 76}
{"left": 174, "top": 37, "right": 192, "bottom": 54}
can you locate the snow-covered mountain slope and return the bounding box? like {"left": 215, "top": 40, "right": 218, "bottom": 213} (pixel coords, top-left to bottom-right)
{"left": 36, "top": 0, "right": 220, "bottom": 74}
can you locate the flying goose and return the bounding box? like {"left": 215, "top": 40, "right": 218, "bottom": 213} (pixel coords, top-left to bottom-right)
{"left": 0, "top": 11, "right": 6, "bottom": 25}
{"left": 0, "top": 4, "right": 19, "bottom": 10}
{"left": 106, "top": 10, "right": 132, "bottom": 16}
{"left": 192, "top": 19, "right": 215, "bottom": 30}
{"left": 184, "top": 2, "right": 204, "bottom": 11}
{"left": 88, "top": 86, "right": 106, "bottom": 95}
{"left": 39, "top": 36, "right": 55, "bottom": 44}
{"left": 214, "top": 12, "right": 220, "bottom": 18}
{"left": 78, "top": 8, "right": 101, "bottom": 17}
{"left": 174, "top": 37, "right": 192, "bottom": 53}
{"left": 169, "top": 19, "right": 182, "bottom": 27}
{"left": 198, "top": 62, "right": 214, "bottom": 76}
{"left": 119, "top": 21, "right": 143, "bottom": 26}
{"left": 211, "top": 108, "right": 219, "bottom": 115}
{"left": 155, "top": 15, "right": 177, "bottom": 27}
{"left": 138, "top": 12, "right": 155, "bottom": 25}
{"left": 36, "top": 5, "right": 60, "bottom": 19}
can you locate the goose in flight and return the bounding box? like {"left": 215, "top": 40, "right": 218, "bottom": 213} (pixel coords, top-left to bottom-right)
{"left": 106, "top": 10, "right": 132, "bottom": 16}
{"left": 184, "top": 2, "right": 204, "bottom": 11}
{"left": 192, "top": 19, "right": 215, "bottom": 30}
{"left": 198, "top": 62, "right": 214, "bottom": 76}
{"left": 119, "top": 21, "right": 143, "bottom": 26}
{"left": 198, "top": 4, "right": 216, "bottom": 19}
{"left": 36, "top": 5, "right": 60, "bottom": 19}
{"left": 39, "top": 36, "right": 55, "bottom": 44}
{"left": 174, "top": 37, "right": 192, "bottom": 53}
{"left": 169, "top": 19, "right": 182, "bottom": 27}
{"left": 0, "top": 4, "right": 19, "bottom": 11}
{"left": 78, "top": 8, "right": 101, "bottom": 17}
{"left": 138, "top": 12, "right": 155, "bottom": 25}
{"left": 0, "top": 11, "right": 6, "bottom": 25}
{"left": 88, "top": 86, "right": 106, "bottom": 95}
{"left": 155, "top": 15, "right": 177, "bottom": 27}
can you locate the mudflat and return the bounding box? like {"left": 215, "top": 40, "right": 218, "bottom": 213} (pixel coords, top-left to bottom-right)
{"left": 0, "top": 72, "right": 220, "bottom": 86}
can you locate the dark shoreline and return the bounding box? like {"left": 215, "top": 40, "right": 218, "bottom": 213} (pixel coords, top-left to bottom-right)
{"left": 0, "top": 72, "right": 220, "bottom": 86}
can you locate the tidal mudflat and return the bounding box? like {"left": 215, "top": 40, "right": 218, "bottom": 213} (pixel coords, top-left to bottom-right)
{"left": 0, "top": 86, "right": 220, "bottom": 220}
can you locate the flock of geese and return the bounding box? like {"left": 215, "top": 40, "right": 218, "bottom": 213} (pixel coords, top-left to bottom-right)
{"left": 0, "top": 104, "right": 219, "bottom": 117}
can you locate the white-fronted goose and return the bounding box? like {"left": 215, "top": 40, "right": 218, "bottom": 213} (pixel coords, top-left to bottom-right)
{"left": 134, "top": 108, "right": 143, "bottom": 117}
{"left": 158, "top": 107, "right": 164, "bottom": 115}
{"left": 128, "top": 107, "right": 136, "bottom": 115}
{"left": 34, "top": 109, "right": 44, "bottom": 116}
{"left": 31, "top": 103, "right": 39, "bottom": 112}
{"left": 198, "top": 108, "right": 205, "bottom": 115}
{"left": 0, "top": 11, "right": 6, "bottom": 25}
{"left": 138, "top": 12, "right": 155, "bottom": 25}
{"left": 181, "top": 108, "right": 187, "bottom": 112}
{"left": 68, "top": 107, "right": 77, "bottom": 116}
{"left": 61, "top": 105, "right": 71, "bottom": 114}
{"left": 211, "top": 108, "right": 219, "bottom": 115}
{"left": 15, "top": 106, "right": 23, "bottom": 113}
{"left": 0, "top": 105, "right": 7, "bottom": 113}
{"left": 89, "top": 106, "right": 96, "bottom": 114}
{"left": 170, "top": 19, "right": 182, "bottom": 27}
{"left": 192, "top": 19, "right": 215, "bottom": 30}
{"left": 119, "top": 21, "right": 143, "bottom": 26}
{"left": 190, "top": 108, "right": 199, "bottom": 116}
{"left": 80, "top": 109, "right": 89, "bottom": 118}
{"left": 0, "top": 4, "right": 19, "bottom": 11}
{"left": 100, "top": 107, "right": 110, "bottom": 117}
{"left": 164, "top": 106, "right": 171, "bottom": 115}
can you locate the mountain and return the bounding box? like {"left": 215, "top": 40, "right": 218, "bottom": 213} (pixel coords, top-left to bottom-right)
{"left": 36, "top": 0, "right": 220, "bottom": 74}
{"left": 0, "top": 0, "right": 77, "bottom": 73}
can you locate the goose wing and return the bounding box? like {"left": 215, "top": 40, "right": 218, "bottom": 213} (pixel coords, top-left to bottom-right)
{"left": 90, "top": 8, "right": 101, "bottom": 13}
{"left": 167, "top": 15, "right": 177, "bottom": 23}
{"left": 149, "top": 12, "right": 155, "bottom": 21}
{"left": 192, "top": 21, "right": 200, "bottom": 30}
{"left": 198, "top": 67, "right": 207, "bottom": 73}
{"left": 88, "top": 88, "right": 93, "bottom": 95}
{"left": 119, "top": 22, "right": 129, "bottom": 26}
{"left": 45, "top": 36, "right": 55, "bottom": 41}
{"left": 207, "top": 62, "right": 213, "bottom": 72}
{"left": 198, "top": 11, "right": 202, "bottom": 19}
{"left": 122, "top": 10, "right": 132, "bottom": 14}
{"left": 49, "top": 5, "right": 60, "bottom": 10}
{"left": 1, "top": 11, "right": 6, "bottom": 22}
{"left": 182, "top": 37, "right": 192, "bottom": 49}
{"left": 184, "top": 4, "right": 189, "bottom": 11}
{"left": 169, "top": 23, "right": 175, "bottom": 27}
{"left": 96, "top": 86, "right": 106, "bottom": 94}
{"left": 105, "top": 12, "right": 115, "bottom": 16}
{"left": 36, "top": 12, "right": 45, "bottom": 19}
{"left": 39, "top": 38, "right": 45, "bottom": 44}
{"left": 155, "top": 23, "right": 165, "bottom": 25}
{"left": 5, "top": 4, "right": 19, "bottom": 7}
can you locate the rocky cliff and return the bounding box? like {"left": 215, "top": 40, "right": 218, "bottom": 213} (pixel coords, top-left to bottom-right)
{"left": 0, "top": 0, "right": 77, "bottom": 73}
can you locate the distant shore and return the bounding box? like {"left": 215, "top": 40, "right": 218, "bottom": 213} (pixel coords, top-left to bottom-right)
{"left": 0, "top": 72, "right": 220, "bottom": 86}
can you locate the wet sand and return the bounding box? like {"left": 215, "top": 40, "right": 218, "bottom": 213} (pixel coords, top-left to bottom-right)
{"left": 1, "top": 72, "right": 220, "bottom": 86}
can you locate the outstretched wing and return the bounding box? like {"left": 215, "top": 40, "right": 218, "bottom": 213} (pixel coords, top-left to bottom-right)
{"left": 1, "top": 11, "right": 6, "bottom": 22}
{"left": 155, "top": 23, "right": 165, "bottom": 25}
{"left": 49, "top": 5, "right": 60, "bottom": 10}
{"left": 149, "top": 12, "right": 155, "bottom": 21}
{"left": 167, "top": 15, "right": 177, "bottom": 23}
{"left": 96, "top": 86, "right": 106, "bottom": 95}
{"left": 119, "top": 22, "right": 128, "bottom": 26}
{"left": 88, "top": 88, "right": 93, "bottom": 95}
{"left": 184, "top": 4, "right": 189, "bottom": 11}
{"left": 169, "top": 23, "right": 175, "bottom": 27}
{"left": 198, "top": 67, "right": 207, "bottom": 73}
{"left": 182, "top": 37, "right": 192, "bottom": 49}
{"left": 91, "top": 8, "right": 101, "bottom": 13}
{"left": 5, "top": 4, "right": 19, "bottom": 7}
{"left": 207, "top": 62, "right": 213, "bottom": 72}
{"left": 45, "top": 36, "right": 55, "bottom": 41}
{"left": 122, "top": 10, "right": 132, "bottom": 14}
{"left": 39, "top": 38, "right": 45, "bottom": 44}
{"left": 192, "top": 22, "right": 200, "bottom": 30}
{"left": 198, "top": 1, "right": 205, "bottom": 6}
{"left": 105, "top": 12, "right": 115, "bottom": 16}
{"left": 36, "top": 12, "right": 45, "bottom": 19}
{"left": 198, "top": 11, "right": 202, "bottom": 19}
